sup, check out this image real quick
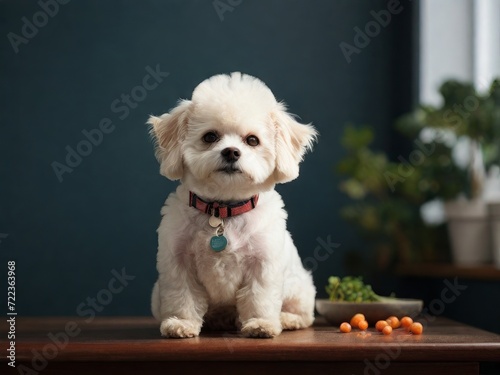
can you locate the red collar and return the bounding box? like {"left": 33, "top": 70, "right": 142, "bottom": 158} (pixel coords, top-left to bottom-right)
{"left": 189, "top": 192, "right": 259, "bottom": 219}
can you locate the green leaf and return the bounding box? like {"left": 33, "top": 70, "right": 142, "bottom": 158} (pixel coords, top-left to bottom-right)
{"left": 341, "top": 124, "right": 374, "bottom": 150}
{"left": 339, "top": 179, "right": 366, "bottom": 200}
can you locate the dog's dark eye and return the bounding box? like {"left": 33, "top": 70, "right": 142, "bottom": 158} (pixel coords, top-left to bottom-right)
{"left": 203, "top": 132, "right": 219, "bottom": 143}
{"left": 246, "top": 135, "right": 259, "bottom": 147}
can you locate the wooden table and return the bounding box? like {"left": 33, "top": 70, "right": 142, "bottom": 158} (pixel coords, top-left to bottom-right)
{"left": 2, "top": 316, "right": 500, "bottom": 375}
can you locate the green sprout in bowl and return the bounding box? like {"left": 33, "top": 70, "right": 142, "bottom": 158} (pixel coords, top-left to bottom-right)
{"left": 325, "top": 276, "right": 388, "bottom": 302}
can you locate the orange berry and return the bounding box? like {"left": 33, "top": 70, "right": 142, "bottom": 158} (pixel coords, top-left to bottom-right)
{"left": 340, "top": 322, "right": 352, "bottom": 333}
{"left": 400, "top": 316, "right": 413, "bottom": 328}
{"left": 350, "top": 313, "right": 365, "bottom": 328}
{"left": 358, "top": 320, "right": 368, "bottom": 330}
{"left": 410, "top": 322, "right": 423, "bottom": 335}
{"left": 386, "top": 316, "right": 400, "bottom": 329}
{"left": 382, "top": 325, "right": 393, "bottom": 335}
{"left": 375, "top": 320, "right": 389, "bottom": 332}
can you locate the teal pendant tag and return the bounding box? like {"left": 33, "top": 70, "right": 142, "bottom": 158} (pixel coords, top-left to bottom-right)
{"left": 210, "top": 235, "right": 227, "bottom": 252}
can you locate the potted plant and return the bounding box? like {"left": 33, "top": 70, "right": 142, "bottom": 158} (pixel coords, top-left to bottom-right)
{"left": 337, "top": 79, "right": 500, "bottom": 267}
{"left": 396, "top": 79, "right": 500, "bottom": 265}
{"left": 337, "top": 125, "right": 458, "bottom": 268}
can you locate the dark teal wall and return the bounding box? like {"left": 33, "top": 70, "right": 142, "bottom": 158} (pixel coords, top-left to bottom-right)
{"left": 0, "top": 0, "right": 415, "bottom": 315}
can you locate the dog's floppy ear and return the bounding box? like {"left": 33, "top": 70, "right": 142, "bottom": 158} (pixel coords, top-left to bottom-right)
{"left": 272, "top": 103, "right": 318, "bottom": 183}
{"left": 147, "top": 100, "right": 191, "bottom": 180}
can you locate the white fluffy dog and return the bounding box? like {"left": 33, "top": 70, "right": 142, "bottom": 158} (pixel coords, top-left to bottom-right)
{"left": 149, "top": 72, "right": 317, "bottom": 338}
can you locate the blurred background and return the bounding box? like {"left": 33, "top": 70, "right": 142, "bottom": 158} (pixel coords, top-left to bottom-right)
{"left": 1, "top": 0, "right": 499, "bottom": 334}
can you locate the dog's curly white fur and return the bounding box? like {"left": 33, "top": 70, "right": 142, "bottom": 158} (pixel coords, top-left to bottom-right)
{"left": 149, "top": 72, "right": 317, "bottom": 338}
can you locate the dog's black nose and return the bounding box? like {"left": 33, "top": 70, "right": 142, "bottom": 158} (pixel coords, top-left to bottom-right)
{"left": 221, "top": 147, "right": 241, "bottom": 162}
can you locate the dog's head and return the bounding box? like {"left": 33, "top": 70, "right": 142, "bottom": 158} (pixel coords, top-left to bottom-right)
{"left": 148, "top": 72, "right": 317, "bottom": 200}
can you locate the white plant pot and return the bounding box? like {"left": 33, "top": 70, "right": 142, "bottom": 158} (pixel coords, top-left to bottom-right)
{"left": 489, "top": 202, "right": 500, "bottom": 268}
{"left": 444, "top": 200, "right": 492, "bottom": 265}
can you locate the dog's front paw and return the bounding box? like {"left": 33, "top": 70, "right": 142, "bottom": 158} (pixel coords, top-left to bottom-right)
{"left": 280, "top": 312, "right": 309, "bottom": 330}
{"left": 241, "top": 318, "right": 282, "bottom": 338}
{"left": 160, "top": 317, "right": 201, "bottom": 338}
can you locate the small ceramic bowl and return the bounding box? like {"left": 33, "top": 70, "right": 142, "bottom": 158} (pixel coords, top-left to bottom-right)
{"left": 315, "top": 297, "right": 423, "bottom": 325}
